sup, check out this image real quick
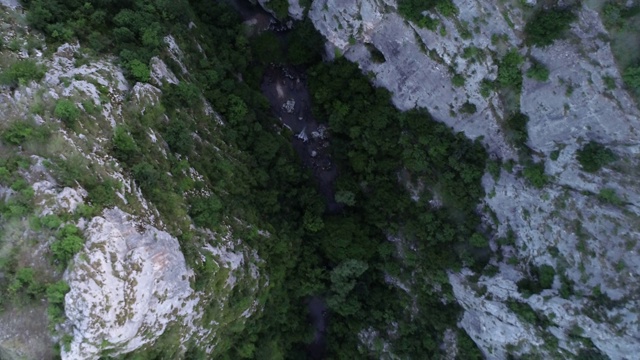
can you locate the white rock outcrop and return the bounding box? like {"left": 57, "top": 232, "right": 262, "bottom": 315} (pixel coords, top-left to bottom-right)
{"left": 63, "top": 208, "right": 199, "bottom": 359}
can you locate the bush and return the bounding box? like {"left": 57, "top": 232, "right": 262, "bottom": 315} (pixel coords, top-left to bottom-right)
{"left": 623, "top": 66, "right": 640, "bottom": 95}
{"left": 524, "top": 8, "right": 577, "bottom": 47}
{"left": 526, "top": 60, "right": 550, "bottom": 81}
{"left": 497, "top": 50, "right": 524, "bottom": 90}
{"left": 576, "top": 141, "right": 617, "bottom": 172}
{"left": 504, "top": 112, "right": 529, "bottom": 149}
{"left": 522, "top": 161, "right": 548, "bottom": 188}
{"left": 47, "top": 280, "right": 70, "bottom": 325}
{"left": 598, "top": 188, "right": 623, "bottom": 205}
{"left": 112, "top": 126, "right": 139, "bottom": 164}
{"left": 0, "top": 59, "right": 46, "bottom": 87}
{"left": 1, "top": 121, "right": 42, "bottom": 145}
{"left": 398, "top": 0, "right": 458, "bottom": 24}
{"left": 51, "top": 224, "right": 84, "bottom": 267}
{"left": 536, "top": 264, "right": 555, "bottom": 289}
{"left": 452, "top": 74, "right": 465, "bottom": 87}
{"left": 54, "top": 99, "right": 80, "bottom": 127}
{"left": 127, "top": 59, "right": 151, "bottom": 83}
{"left": 460, "top": 101, "right": 477, "bottom": 114}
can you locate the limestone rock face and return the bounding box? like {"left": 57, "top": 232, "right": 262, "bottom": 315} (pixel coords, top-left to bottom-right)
{"left": 309, "top": 0, "right": 640, "bottom": 357}
{"left": 63, "top": 208, "right": 199, "bottom": 360}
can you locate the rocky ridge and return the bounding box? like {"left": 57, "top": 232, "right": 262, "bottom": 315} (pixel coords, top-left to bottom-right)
{"left": 302, "top": 0, "right": 640, "bottom": 358}
{"left": 0, "top": 5, "right": 267, "bottom": 359}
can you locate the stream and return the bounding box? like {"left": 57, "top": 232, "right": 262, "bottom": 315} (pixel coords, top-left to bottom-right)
{"left": 225, "top": 0, "right": 334, "bottom": 358}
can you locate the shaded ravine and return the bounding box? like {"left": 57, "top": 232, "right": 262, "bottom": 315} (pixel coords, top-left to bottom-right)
{"left": 261, "top": 65, "right": 340, "bottom": 213}
{"left": 226, "top": 1, "right": 335, "bottom": 358}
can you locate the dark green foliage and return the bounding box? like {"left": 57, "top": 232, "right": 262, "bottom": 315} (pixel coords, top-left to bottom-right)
{"left": 603, "top": 75, "right": 616, "bottom": 90}
{"left": 365, "top": 43, "right": 386, "bottom": 63}
{"left": 623, "top": 66, "right": 640, "bottom": 95}
{"left": 266, "top": 0, "right": 290, "bottom": 19}
{"left": 112, "top": 126, "right": 139, "bottom": 164}
{"left": 576, "top": 141, "right": 617, "bottom": 172}
{"left": 598, "top": 188, "right": 623, "bottom": 205}
{"left": 398, "top": 0, "right": 458, "bottom": 25}
{"left": 507, "top": 299, "right": 551, "bottom": 327}
{"left": 524, "top": 8, "right": 577, "bottom": 47}
{"left": 537, "top": 264, "right": 555, "bottom": 289}
{"left": 8, "top": 267, "right": 44, "bottom": 297}
{"left": 549, "top": 149, "right": 560, "bottom": 161}
{"left": 526, "top": 59, "right": 550, "bottom": 81}
{"left": 0, "top": 175, "right": 35, "bottom": 219}
{"left": 497, "top": 50, "right": 524, "bottom": 90}
{"left": 251, "top": 32, "right": 284, "bottom": 65}
{"left": 126, "top": 59, "right": 150, "bottom": 82}
{"left": 19, "top": 0, "right": 491, "bottom": 357}
{"left": 1, "top": 120, "right": 48, "bottom": 145}
{"left": 188, "top": 195, "right": 223, "bottom": 229}
{"left": 504, "top": 112, "right": 529, "bottom": 149}
{"left": 486, "top": 158, "right": 501, "bottom": 181}
{"left": 517, "top": 264, "right": 555, "bottom": 297}
{"left": 54, "top": 99, "right": 80, "bottom": 127}
{"left": 51, "top": 224, "right": 84, "bottom": 267}
{"left": 46, "top": 280, "right": 70, "bottom": 325}
{"left": 522, "top": 161, "right": 548, "bottom": 188}
{"left": 287, "top": 20, "right": 325, "bottom": 66}
{"left": 0, "top": 59, "right": 45, "bottom": 87}
{"left": 452, "top": 74, "right": 465, "bottom": 87}
{"left": 460, "top": 101, "right": 477, "bottom": 114}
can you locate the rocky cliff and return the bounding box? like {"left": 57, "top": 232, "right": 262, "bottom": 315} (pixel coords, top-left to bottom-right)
{"left": 0, "top": 5, "right": 267, "bottom": 359}
{"left": 303, "top": 0, "right": 640, "bottom": 358}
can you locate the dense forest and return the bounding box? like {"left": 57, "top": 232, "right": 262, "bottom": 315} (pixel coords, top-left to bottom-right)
{"left": 4, "top": 0, "right": 494, "bottom": 358}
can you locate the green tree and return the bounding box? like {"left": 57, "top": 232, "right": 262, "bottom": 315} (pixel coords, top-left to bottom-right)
{"left": 112, "top": 126, "right": 139, "bottom": 164}
{"left": 54, "top": 99, "right": 80, "bottom": 127}
{"left": 525, "top": 9, "right": 576, "bottom": 47}
{"left": 327, "top": 259, "right": 369, "bottom": 316}
{"left": 127, "top": 59, "right": 151, "bottom": 83}
{"left": 576, "top": 141, "right": 617, "bottom": 173}
{"left": 51, "top": 225, "right": 85, "bottom": 267}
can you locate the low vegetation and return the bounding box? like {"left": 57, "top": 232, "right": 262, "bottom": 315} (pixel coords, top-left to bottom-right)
{"left": 576, "top": 141, "right": 617, "bottom": 173}
{"left": 524, "top": 8, "right": 577, "bottom": 47}
{"left": 0, "top": 59, "right": 46, "bottom": 87}
{"left": 526, "top": 59, "right": 550, "bottom": 82}
{"left": 398, "top": 0, "right": 458, "bottom": 27}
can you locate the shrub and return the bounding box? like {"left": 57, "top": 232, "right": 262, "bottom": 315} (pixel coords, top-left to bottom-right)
{"left": 470, "top": 233, "right": 488, "bottom": 248}
{"left": 598, "top": 188, "right": 623, "bottom": 205}
{"left": 8, "top": 267, "right": 43, "bottom": 297}
{"left": 602, "top": 75, "right": 616, "bottom": 90}
{"left": 0, "top": 59, "right": 46, "bottom": 87}
{"left": 2, "top": 121, "right": 36, "bottom": 145}
{"left": 452, "top": 74, "right": 465, "bottom": 87}
{"left": 526, "top": 60, "right": 550, "bottom": 81}
{"left": 497, "top": 50, "right": 524, "bottom": 90}
{"left": 54, "top": 99, "right": 80, "bottom": 127}
{"left": 398, "top": 0, "right": 457, "bottom": 24}
{"left": 47, "top": 280, "right": 70, "bottom": 325}
{"left": 460, "top": 101, "right": 477, "bottom": 114}
{"left": 127, "top": 59, "right": 150, "bottom": 83}
{"left": 504, "top": 112, "right": 529, "bottom": 149}
{"left": 524, "top": 8, "right": 577, "bottom": 47}
{"left": 623, "top": 66, "right": 640, "bottom": 95}
{"left": 537, "top": 264, "right": 555, "bottom": 289}
{"left": 522, "top": 161, "right": 548, "bottom": 188}
{"left": 112, "top": 126, "right": 139, "bottom": 164}
{"left": 51, "top": 224, "right": 84, "bottom": 267}
{"left": 576, "top": 141, "right": 617, "bottom": 172}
